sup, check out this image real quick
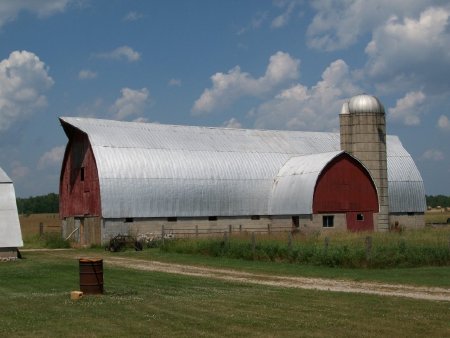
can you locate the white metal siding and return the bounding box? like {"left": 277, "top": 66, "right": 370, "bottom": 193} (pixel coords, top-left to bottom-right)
{"left": 0, "top": 175, "right": 23, "bottom": 247}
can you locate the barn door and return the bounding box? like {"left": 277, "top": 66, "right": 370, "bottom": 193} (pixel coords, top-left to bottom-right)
{"left": 76, "top": 217, "right": 85, "bottom": 245}
{"left": 346, "top": 212, "right": 374, "bottom": 232}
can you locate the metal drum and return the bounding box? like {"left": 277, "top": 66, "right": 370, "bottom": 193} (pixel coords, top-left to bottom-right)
{"left": 79, "top": 258, "right": 104, "bottom": 294}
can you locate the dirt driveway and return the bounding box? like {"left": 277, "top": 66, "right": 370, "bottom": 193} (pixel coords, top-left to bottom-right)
{"left": 104, "top": 256, "right": 450, "bottom": 302}
{"left": 30, "top": 250, "right": 450, "bottom": 302}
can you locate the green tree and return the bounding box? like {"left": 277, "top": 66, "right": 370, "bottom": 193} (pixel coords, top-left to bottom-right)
{"left": 426, "top": 195, "right": 450, "bottom": 208}
{"left": 16, "top": 193, "right": 59, "bottom": 214}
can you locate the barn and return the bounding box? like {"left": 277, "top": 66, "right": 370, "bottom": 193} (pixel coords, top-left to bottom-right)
{"left": 0, "top": 167, "right": 23, "bottom": 259}
{"left": 59, "top": 94, "right": 426, "bottom": 245}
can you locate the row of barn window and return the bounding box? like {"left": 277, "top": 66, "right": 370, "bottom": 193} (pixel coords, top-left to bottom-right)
{"left": 122, "top": 214, "right": 367, "bottom": 228}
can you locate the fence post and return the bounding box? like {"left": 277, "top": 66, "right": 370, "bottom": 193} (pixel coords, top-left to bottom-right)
{"left": 223, "top": 231, "right": 228, "bottom": 246}
{"left": 239, "top": 224, "right": 242, "bottom": 233}
{"left": 267, "top": 224, "right": 271, "bottom": 235}
{"left": 365, "top": 236, "right": 372, "bottom": 260}
{"left": 251, "top": 232, "right": 256, "bottom": 259}
{"left": 39, "top": 222, "right": 44, "bottom": 237}
{"left": 324, "top": 236, "right": 329, "bottom": 253}
{"left": 195, "top": 225, "right": 199, "bottom": 238}
{"left": 228, "top": 224, "right": 232, "bottom": 235}
{"left": 161, "top": 224, "right": 165, "bottom": 246}
{"left": 288, "top": 232, "right": 292, "bottom": 251}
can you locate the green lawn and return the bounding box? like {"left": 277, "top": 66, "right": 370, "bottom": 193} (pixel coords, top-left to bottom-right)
{"left": 1, "top": 251, "right": 449, "bottom": 337}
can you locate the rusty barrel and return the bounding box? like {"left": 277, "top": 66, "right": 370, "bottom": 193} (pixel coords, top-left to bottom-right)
{"left": 79, "top": 258, "right": 104, "bottom": 294}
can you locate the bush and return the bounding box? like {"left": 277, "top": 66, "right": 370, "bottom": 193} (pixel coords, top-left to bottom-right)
{"left": 42, "top": 233, "right": 71, "bottom": 249}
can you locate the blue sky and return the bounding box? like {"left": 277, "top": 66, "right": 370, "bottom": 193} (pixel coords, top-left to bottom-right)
{"left": 0, "top": 0, "right": 449, "bottom": 197}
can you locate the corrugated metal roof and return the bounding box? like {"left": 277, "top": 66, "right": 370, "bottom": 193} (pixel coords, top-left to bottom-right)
{"left": 0, "top": 169, "right": 23, "bottom": 248}
{"left": 60, "top": 117, "right": 426, "bottom": 217}
{"left": 269, "top": 151, "right": 343, "bottom": 215}
{"left": 386, "top": 137, "right": 426, "bottom": 212}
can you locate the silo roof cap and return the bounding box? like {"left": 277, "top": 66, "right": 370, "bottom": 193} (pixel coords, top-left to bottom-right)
{"left": 340, "top": 101, "right": 350, "bottom": 115}
{"left": 348, "top": 94, "right": 385, "bottom": 114}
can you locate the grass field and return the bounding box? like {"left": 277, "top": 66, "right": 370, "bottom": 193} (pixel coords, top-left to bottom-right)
{"left": 1, "top": 250, "right": 449, "bottom": 337}
{"left": 426, "top": 210, "right": 450, "bottom": 224}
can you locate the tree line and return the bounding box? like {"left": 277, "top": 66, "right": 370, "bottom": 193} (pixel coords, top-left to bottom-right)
{"left": 426, "top": 195, "right": 450, "bottom": 208}
{"left": 16, "top": 193, "right": 59, "bottom": 215}
{"left": 14, "top": 193, "right": 450, "bottom": 214}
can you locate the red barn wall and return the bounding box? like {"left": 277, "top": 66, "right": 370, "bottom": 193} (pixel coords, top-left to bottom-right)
{"left": 313, "top": 154, "right": 378, "bottom": 231}
{"left": 59, "top": 131, "right": 101, "bottom": 218}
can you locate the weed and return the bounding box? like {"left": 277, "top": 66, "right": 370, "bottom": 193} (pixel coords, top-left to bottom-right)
{"left": 161, "top": 228, "right": 450, "bottom": 268}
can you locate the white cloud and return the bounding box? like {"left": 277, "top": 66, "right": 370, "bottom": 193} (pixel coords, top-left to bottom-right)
{"left": 192, "top": 51, "right": 299, "bottom": 114}
{"left": 388, "top": 91, "right": 426, "bottom": 126}
{"left": 123, "top": 11, "right": 143, "bottom": 22}
{"left": 0, "top": 50, "right": 54, "bottom": 131}
{"left": 237, "top": 11, "right": 267, "bottom": 35}
{"left": 76, "top": 98, "right": 104, "bottom": 117}
{"left": 168, "top": 78, "right": 181, "bottom": 86}
{"left": 38, "top": 145, "right": 65, "bottom": 169}
{"left": 78, "top": 69, "right": 97, "bottom": 80}
{"left": 253, "top": 59, "right": 361, "bottom": 131}
{"left": 95, "top": 46, "right": 141, "bottom": 62}
{"left": 421, "top": 149, "right": 445, "bottom": 161}
{"left": 365, "top": 6, "right": 450, "bottom": 93}
{"left": 0, "top": 0, "right": 71, "bottom": 28}
{"left": 10, "top": 161, "right": 30, "bottom": 179}
{"left": 110, "top": 87, "right": 150, "bottom": 120}
{"left": 222, "top": 118, "right": 242, "bottom": 129}
{"left": 271, "top": 0, "right": 298, "bottom": 28}
{"left": 437, "top": 115, "right": 450, "bottom": 131}
{"left": 306, "top": 1, "right": 441, "bottom": 51}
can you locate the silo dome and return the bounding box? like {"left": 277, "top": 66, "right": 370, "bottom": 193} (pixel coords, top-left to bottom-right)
{"left": 348, "top": 94, "right": 385, "bottom": 114}
{"left": 340, "top": 101, "right": 350, "bottom": 114}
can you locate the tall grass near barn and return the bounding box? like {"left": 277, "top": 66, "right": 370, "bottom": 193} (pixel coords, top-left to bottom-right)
{"left": 161, "top": 228, "right": 450, "bottom": 268}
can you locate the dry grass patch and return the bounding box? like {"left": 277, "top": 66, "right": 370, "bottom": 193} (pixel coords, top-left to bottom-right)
{"left": 20, "top": 213, "right": 60, "bottom": 236}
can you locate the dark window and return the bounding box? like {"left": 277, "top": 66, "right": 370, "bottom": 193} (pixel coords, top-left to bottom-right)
{"left": 251, "top": 215, "right": 260, "bottom": 220}
{"left": 167, "top": 217, "right": 177, "bottom": 222}
{"left": 124, "top": 218, "right": 133, "bottom": 223}
{"left": 80, "top": 167, "right": 85, "bottom": 181}
{"left": 407, "top": 212, "right": 414, "bottom": 216}
{"left": 292, "top": 216, "right": 299, "bottom": 228}
{"left": 323, "top": 215, "right": 334, "bottom": 228}
{"left": 208, "top": 216, "right": 218, "bottom": 221}
{"left": 357, "top": 213, "right": 364, "bottom": 221}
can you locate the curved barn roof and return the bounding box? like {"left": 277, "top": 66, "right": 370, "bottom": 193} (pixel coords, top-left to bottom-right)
{"left": 60, "top": 117, "right": 425, "bottom": 217}
{"left": 269, "top": 151, "right": 344, "bottom": 215}
{"left": 0, "top": 167, "right": 23, "bottom": 248}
